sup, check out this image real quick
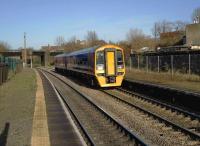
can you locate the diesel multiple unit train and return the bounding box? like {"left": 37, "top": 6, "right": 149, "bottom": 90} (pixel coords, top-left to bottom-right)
{"left": 54, "top": 45, "right": 125, "bottom": 87}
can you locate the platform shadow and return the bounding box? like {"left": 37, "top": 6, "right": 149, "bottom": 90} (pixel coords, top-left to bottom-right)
{"left": 0, "top": 122, "right": 10, "bottom": 146}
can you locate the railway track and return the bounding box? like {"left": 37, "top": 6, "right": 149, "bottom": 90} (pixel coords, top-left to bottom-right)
{"left": 116, "top": 87, "right": 200, "bottom": 121}
{"left": 122, "top": 79, "right": 200, "bottom": 113}
{"left": 38, "top": 69, "right": 93, "bottom": 146}
{"left": 39, "top": 68, "right": 148, "bottom": 146}
{"left": 41, "top": 68, "right": 200, "bottom": 145}
{"left": 101, "top": 89, "right": 200, "bottom": 141}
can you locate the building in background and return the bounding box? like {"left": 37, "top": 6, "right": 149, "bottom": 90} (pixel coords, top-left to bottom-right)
{"left": 160, "top": 31, "right": 186, "bottom": 47}
{"left": 186, "top": 23, "right": 200, "bottom": 46}
{"left": 41, "top": 45, "right": 64, "bottom": 52}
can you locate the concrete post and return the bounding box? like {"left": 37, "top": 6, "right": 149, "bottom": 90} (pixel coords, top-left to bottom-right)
{"left": 45, "top": 51, "right": 49, "bottom": 67}
{"left": 171, "top": 55, "right": 174, "bottom": 77}
{"left": 158, "top": 55, "right": 160, "bottom": 73}
{"left": 146, "top": 56, "right": 149, "bottom": 73}
{"left": 188, "top": 53, "right": 191, "bottom": 75}
{"left": 137, "top": 55, "right": 140, "bottom": 70}
{"left": 31, "top": 55, "right": 33, "bottom": 69}
{"left": 41, "top": 55, "right": 45, "bottom": 66}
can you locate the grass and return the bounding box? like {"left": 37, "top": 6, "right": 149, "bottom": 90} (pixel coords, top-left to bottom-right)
{"left": 125, "top": 68, "right": 200, "bottom": 93}
{"left": 0, "top": 68, "right": 36, "bottom": 146}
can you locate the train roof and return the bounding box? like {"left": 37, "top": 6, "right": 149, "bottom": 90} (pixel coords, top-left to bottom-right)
{"left": 67, "top": 45, "right": 100, "bottom": 56}
{"left": 55, "top": 44, "right": 123, "bottom": 58}
{"left": 55, "top": 45, "right": 100, "bottom": 58}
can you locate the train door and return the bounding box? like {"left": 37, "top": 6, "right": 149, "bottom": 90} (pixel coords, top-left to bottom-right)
{"left": 105, "top": 49, "right": 116, "bottom": 83}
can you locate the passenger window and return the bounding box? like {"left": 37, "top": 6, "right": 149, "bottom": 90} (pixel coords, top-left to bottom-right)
{"left": 96, "top": 51, "right": 104, "bottom": 70}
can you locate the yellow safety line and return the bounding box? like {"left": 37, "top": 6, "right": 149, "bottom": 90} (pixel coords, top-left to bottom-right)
{"left": 31, "top": 69, "right": 50, "bottom": 146}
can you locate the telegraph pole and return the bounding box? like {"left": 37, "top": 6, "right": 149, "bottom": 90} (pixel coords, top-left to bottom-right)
{"left": 24, "top": 32, "right": 27, "bottom": 67}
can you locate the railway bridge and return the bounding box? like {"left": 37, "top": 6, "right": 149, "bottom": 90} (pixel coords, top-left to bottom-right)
{"left": 0, "top": 50, "right": 63, "bottom": 66}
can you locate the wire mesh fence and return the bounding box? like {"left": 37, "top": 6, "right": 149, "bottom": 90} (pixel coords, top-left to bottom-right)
{"left": 0, "top": 56, "right": 23, "bottom": 85}
{"left": 130, "top": 51, "right": 200, "bottom": 76}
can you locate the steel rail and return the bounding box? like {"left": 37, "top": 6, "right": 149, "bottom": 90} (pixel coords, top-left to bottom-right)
{"left": 117, "top": 87, "right": 200, "bottom": 121}
{"left": 123, "top": 79, "right": 200, "bottom": 113}
{"left": 39, "top": 69, "right": 96, "bottom": 146}
{"left": 40, "top": 68, "right": 148, "bottom": 146}
{"left": 54, "top": 86, "right": 96, "bottom": 146}
{"left": 101, "top": 89, "right": 200, "bottom": 141}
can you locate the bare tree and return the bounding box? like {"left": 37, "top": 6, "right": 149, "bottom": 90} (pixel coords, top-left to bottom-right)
{"left": 162, "top": 20, "right": 174, "bottom": 32}
{"left": 192, "top": 7, "right": 200, "bottom": 23}
{"left": 117, "top": 41, "right": 131, "bottom": 61}
{"left": 152, "top": 22, "right": 160, "bottom": 41}
{"left": 55, "top": 36, "right": 65, "bottom": 46}
{"left": 151, "top": 19, "right": 189, "bottom": 47}
{"left": 63, "top": 36, "right": 86, "bottom": 53}
{"left": 127, "top": 29, "right": 145, "bottom": 41}
{"left": 152, "top": 20, "right": 187, "bottom": 41}
{"left": 173, "top": 20, "right": 188, "bottom": 31}
{"left": 126, "top": 28, "right": 147, "bottom": 50}
{"left": 65, "top": 36, "right": 78, "bottom": 52}
{"left": 127, "top": 28, "right": 156, "bottom": 51}
{"left": 0, "top": 41, "right": 10, "bottom": 51}
{"left": 152, "top": 20, "right": 174, "bottom": 39}
{"left": 85, "top": 30, "right": 99, "bottom": 46}
{"left": 68, "top": 36, "right": 77, "bottom": 44}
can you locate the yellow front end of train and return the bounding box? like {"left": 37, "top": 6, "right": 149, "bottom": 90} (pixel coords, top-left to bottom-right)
{"left": 94, "top": 45, "right": 125, "bottom": 87}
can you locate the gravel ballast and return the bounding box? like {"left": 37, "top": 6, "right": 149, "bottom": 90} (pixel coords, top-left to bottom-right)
{"left": 51, "top": 71, "right": 200, "bottom": 146}
{"left": 45, "top": 71, "right": 137, "bottom": 146}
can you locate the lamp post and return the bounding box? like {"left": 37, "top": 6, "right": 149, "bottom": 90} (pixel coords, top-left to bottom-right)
{"left": 24, "top": 32, "right": 27, "bottom": 67}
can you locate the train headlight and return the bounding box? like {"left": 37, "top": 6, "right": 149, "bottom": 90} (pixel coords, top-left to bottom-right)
{"left": 117, "top": 65, "right": 124, "bottom": 69}
{"left": 96, "top": 64, "right": 104, "bottom": 70}
{"left": 117, "top": 72, "right": 124, "bottom": 75}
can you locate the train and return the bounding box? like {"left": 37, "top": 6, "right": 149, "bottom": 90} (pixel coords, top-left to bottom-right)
{"left": 54, "top": 44, "right": 125, "bottom": 87}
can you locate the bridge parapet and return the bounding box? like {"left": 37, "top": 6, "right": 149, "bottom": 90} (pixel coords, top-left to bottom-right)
{"left": 0, "top": 50, "right": 48, "bottom": 66}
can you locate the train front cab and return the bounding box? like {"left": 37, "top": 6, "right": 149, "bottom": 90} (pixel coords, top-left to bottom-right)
{"left": 95, "top": 45, "right": 125, "bottom": 87}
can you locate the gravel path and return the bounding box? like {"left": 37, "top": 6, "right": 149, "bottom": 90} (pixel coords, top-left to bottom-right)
{"left": 0, "top": 69, "right": 36, "bottom": 146}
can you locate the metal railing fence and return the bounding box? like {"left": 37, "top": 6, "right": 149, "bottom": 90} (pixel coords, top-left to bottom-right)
{"left": 129, "top": 51, "right": 200, "bottom": 76}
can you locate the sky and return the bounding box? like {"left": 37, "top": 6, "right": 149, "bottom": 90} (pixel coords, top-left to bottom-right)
{"left": 0, "top": 0, "right": 199, "bottom": 49}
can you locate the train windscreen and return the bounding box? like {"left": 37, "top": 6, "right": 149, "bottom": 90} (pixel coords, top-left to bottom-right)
{"left": 117, "top": 50, "right": 124, "bottom": 68}
{"left": 96, "top": 51, "right": 104, "bottom": 70}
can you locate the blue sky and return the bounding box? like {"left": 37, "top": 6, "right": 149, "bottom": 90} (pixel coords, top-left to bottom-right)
{"left": 0, "top": 0, "right": 199, "bottom": 49}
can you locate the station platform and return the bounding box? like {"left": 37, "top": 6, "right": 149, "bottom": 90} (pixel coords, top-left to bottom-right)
{"left": 0, "top": 69, "right": 86, "bottom": 146}
{"left": 31, "top": 70, "right": 85, "bottom": 146}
